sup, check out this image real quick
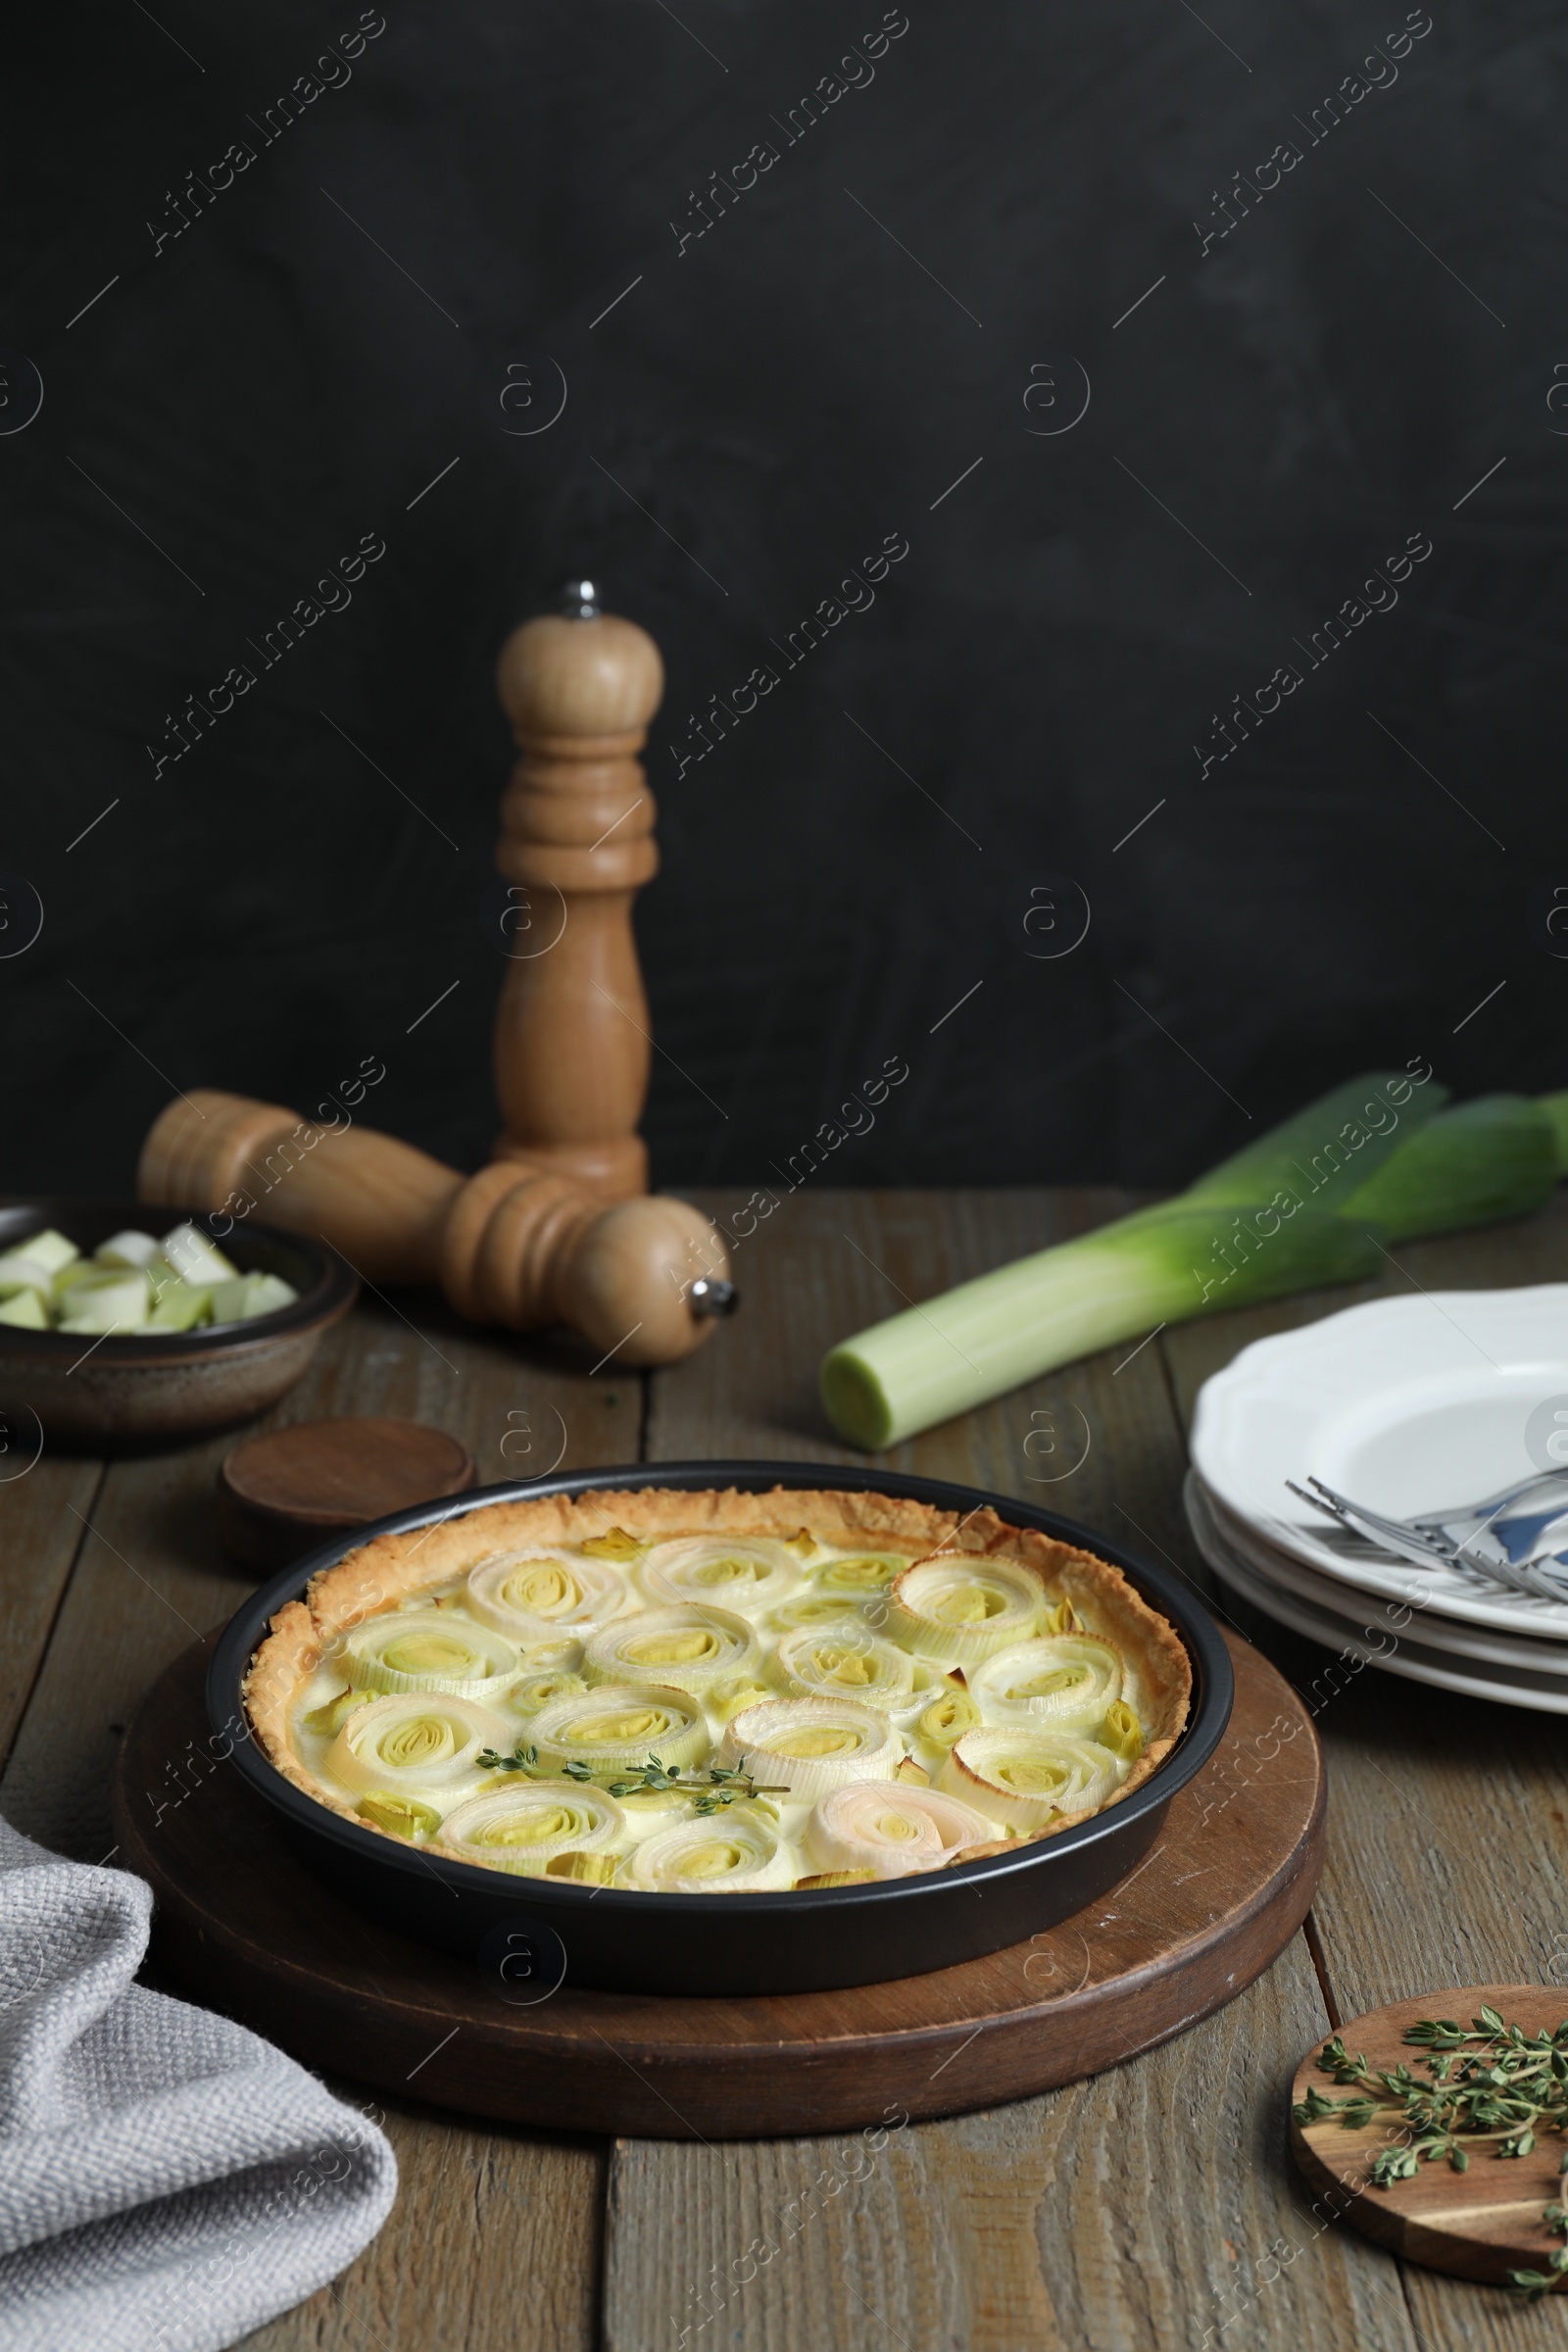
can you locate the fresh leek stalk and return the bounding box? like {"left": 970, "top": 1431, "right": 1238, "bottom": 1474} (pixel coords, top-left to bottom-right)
{"left": 820, "top": 1070, "right": 1565, "bottom": 1450}
{"left": 821, "top": 1199, "right": 1381, "bottom": 1451}
{"left": 0, "top": 1290, "right": 48, "bottom": 1329}
{"left": 244, "top": 1272, "right": 299, "bottom": 1318}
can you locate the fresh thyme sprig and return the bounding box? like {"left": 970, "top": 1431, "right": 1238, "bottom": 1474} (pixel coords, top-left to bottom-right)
{"left": 475, "top": 1741, "right": 595, "bottom": 1782}
{"left": 1512, "top": 2205, "right": 1568, "bottom": 2303}
{"left": 605, "top": 1753, "right": 789, "bottom": 1814}
{"left": 473, "top": 1743, "right": 787, "bottom": 1814}
{"left": 1293, "top": 2007, "right": 1568, "bottom": 2296}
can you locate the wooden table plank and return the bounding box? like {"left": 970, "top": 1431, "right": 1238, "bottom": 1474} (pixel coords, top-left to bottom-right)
{"left": 602, "top": 1189, "right": 1397, "bottom": 2352}
{"left": 0, "top": 1451, "right": 104, "bottom": 1769}
{"left": 0, "top": 1290, "right": 637, "bottom": 2352}
{"left": 239, "top": 2100, "right": 604, "bottom": 2352}
{"left": 604, "top": 1956, "right": 1419, "bottom": 2352}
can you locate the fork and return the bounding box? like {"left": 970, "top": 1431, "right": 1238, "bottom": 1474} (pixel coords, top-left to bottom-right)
{"left": 1286, "top": 1476, "right": 1568, "bottom": 1605}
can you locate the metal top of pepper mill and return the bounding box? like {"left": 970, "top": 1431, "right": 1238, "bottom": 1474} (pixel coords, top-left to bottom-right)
{"left": 559, "top": 578, "right": 602, "bottom": 620}
{"left": 689, "top": 1277, "right": 740, "bottom": 1318}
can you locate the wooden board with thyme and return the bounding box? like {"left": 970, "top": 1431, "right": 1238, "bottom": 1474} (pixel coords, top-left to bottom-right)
{"left": 1291, "top": 1988, "right": 1568, "bottom": 2293}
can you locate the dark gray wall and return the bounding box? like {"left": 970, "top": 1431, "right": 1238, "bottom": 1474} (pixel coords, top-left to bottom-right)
{"left": 2, "top": 0, "right": 1560, "bottom": 1194}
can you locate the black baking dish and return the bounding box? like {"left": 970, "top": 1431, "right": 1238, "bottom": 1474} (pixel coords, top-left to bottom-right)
{"left": 208, "top": 1461, "right": 1234, "bottom": 1996}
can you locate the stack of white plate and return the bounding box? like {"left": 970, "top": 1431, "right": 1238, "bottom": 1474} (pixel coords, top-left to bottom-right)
{"left": 1186, "top": 1286, "right": 1568, "bottom": 1713}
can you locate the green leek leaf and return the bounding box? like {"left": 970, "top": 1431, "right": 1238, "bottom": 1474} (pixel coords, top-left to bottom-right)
{"left": 1537, "top": 1091, "right": 1568, "bottom": 1175}
{"left": 1178, "top": 1071, "right": 1446, "bottom": 1210}
{"left": 1342, "top": 1096, "right": 1557, "bottom": 1240}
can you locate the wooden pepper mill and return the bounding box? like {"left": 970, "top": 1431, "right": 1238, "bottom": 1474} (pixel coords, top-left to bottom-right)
{"left": 138, "top": 1091, "right": 733, "bottom": 1367}
{"left": 492, "top": 580, "right": 662, "bottom": 1198}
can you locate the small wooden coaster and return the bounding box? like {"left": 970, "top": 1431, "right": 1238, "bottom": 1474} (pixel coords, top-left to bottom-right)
{"left": 218, "top": 1417, "right": 477, "bottom": 1570}
{"left": 113, "top": 1627, "right": 1325, "bottom": 2137}
{"left": 1291, "top": 1986, "right": 1568, "bottom": 2289}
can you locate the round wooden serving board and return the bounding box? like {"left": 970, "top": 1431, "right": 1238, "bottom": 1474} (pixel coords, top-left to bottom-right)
{"left": 1292, "top": 1986, "right": 1568, "bottom": 2288}
{"left": 114, "top": 1626, "right": 1323, "bottom": 2138}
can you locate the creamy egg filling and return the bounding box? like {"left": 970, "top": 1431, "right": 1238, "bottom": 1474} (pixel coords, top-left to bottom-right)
{"left": 282, "top": 1530, "right": 1153, "bottom": 1889}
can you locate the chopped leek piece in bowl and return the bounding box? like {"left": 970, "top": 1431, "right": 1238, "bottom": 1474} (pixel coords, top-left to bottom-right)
{"left": 0, "top": 1221, "right": 302, "bottom": 1335}
{"left": 0, "top": 1198, "right": 357, "bottom": 1447}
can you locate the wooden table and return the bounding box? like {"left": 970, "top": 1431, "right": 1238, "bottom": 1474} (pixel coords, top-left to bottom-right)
{"left": 4, "top": 1185, "right": 1566, "bottom": 2352}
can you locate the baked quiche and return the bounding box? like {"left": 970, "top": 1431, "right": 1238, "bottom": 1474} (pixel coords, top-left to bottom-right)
{"left": 243, "top": 1487, "right": 1192, "bottom": 1893}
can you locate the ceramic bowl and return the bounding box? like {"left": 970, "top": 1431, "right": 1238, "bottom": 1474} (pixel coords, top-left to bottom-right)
{"left": 0, "top": 1198, "right": 358, "bottom": 1450}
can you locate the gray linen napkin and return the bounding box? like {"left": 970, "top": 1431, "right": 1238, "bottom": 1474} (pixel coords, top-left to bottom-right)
{"left": 0, "top": 1815, "right": 397, "bottom": 2351}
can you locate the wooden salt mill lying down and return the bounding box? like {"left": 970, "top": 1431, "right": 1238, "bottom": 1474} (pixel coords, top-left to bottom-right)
{"left": 138, "top": 585, "right": 734, "bottom": 1369}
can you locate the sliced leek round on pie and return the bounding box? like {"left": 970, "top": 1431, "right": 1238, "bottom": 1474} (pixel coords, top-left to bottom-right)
{"left": 623, "top": 1812, "right": 793, "bottom": 1892}
{"left": 881, "top": 1555, "right": 1045, "bottom": 1664}
{"left": 436, "top": 1783, "right": 626, "bottom": 1875}
{"left": 718, "top": 1695, "right": 904, "bottom": 1798}
{"left": 967, "top": 1635, "right": 1124, "bottom": 1733}
{"left": 941, "top": 1727, "right": 1123, "bottom": 1831}
{"left": 465, "top": 1549, "right": 627, "bottom": 1642}
{"left": 583, "top": 1605, "right": 760, "bottom": 1698}
{"left": 802, "top": 1782, "right": 996, "bottom": 1878}
{"left": 243, "top": 1484, "right": 1191, "bottom": 1891}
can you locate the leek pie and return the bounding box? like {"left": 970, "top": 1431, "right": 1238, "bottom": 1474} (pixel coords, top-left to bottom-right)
{"left": 244, "top": 1486, "right": 1192, "bottom": 1892}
